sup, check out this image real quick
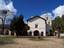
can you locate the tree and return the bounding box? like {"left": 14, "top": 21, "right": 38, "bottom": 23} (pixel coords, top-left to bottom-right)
{"left": 52, "top": 16, "right": 63, "bottom": 38}
{"left": 10, "top": 15, "right": 29, "bottom": 36}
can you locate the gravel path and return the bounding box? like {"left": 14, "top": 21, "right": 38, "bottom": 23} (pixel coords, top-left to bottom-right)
{"left": 0, "top": 37, "right": 64, "bottom": 48}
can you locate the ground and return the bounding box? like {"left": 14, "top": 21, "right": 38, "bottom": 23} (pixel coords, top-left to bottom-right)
{"left": 0, "top": 37, "right": 64, "bottom": 48}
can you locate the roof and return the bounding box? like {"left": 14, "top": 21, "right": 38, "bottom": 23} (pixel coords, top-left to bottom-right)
{"left": 27, "top": 16, "right": 46, "bottom": 22}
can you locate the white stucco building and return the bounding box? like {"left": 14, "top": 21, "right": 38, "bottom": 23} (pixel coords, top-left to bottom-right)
{"left": 27, "top": 14, "right": 52, "bottom": 36}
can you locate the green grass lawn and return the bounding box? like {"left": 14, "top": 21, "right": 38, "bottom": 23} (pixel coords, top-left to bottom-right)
{"left": 0, "top": 35, "right": 16, "bottom": 44}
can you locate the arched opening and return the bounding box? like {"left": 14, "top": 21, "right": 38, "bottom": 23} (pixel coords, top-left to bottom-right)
{"left": 5, "top": 30, "right": 9, "bottom": 35}
{"left": 29, "top": 31, "right": 32, "bottom": 36}
{"left": 34, "top": 30, "right": 39, "bottom": 36}
{"left": 41, "top": 32, "right": 43, "bottom": 36}
{"left": 0, "top": 29, "right": 3, "bottom": 35}
{"left": 11, "top": 32, "right": 14, "bottom": 35}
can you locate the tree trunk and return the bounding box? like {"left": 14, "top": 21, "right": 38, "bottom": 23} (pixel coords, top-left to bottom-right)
{"left": 58, "top": 31, "right": 60, "bottom": 38}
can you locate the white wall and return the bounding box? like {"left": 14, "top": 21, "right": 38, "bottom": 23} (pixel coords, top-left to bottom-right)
{"left": 28, "top": 18, "right": 46, "bottom": 36}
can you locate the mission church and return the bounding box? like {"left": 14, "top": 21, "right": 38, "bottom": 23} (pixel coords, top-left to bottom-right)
{"left": 27, "top": 14, "right": 52, "bottom": 36}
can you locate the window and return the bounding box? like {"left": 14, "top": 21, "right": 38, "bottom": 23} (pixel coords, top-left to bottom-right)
{"left": 35, "top": 24, "right": 38, "bottom": 28}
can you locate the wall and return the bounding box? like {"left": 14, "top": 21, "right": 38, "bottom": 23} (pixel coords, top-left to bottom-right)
{"left": 28, "top": 18, "right": 46, "bottom": 36}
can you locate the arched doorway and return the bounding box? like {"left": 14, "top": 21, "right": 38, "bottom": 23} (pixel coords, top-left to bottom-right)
{"left": 41, "top": 32, "right": 43, "bottom": 36}
{"left": 5, "top": 30, "right": 9, "bottom": 35}
{"left": 34, "top": 30, "right": 39, "bottom": 36}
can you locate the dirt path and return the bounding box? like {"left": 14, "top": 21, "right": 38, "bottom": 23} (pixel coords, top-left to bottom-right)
{"left": 0, "top": 37, "right": 64, "bottom": 48}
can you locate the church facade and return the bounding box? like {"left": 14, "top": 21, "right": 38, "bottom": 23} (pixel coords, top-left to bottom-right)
{"left": 27, "top": 15, "right": 52, "bottom": 36}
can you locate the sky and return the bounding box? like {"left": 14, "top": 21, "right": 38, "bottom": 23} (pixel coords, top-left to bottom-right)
{"left": 0, "top": 0, "right": 64, "bottom": 24}
{"left": 11, "top": 0, "right": 64, "bottom": 20}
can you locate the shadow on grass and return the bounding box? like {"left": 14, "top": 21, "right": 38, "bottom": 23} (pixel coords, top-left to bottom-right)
{"left": 0, "top": 35, "right": 16, "bottom": 45}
